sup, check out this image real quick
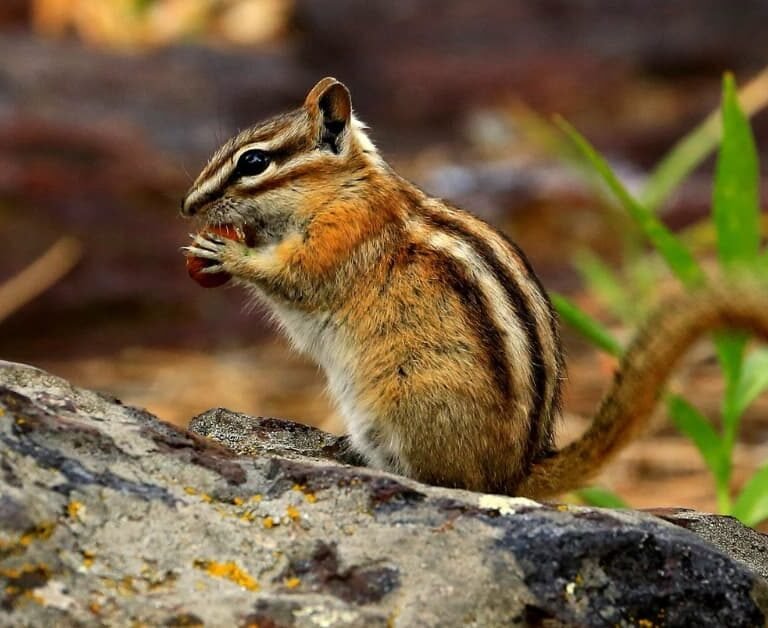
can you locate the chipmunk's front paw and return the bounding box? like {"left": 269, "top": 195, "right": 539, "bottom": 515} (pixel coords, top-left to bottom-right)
{"left": 184, "top": 232, "right": 247, "bottom": 276}
{"left": 184, "top": 232, "right": 225, "bottom": 275}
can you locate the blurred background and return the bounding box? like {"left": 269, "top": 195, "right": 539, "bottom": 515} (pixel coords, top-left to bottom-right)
{"left": 1, "top": 0, "right": 767, "bottom": 513}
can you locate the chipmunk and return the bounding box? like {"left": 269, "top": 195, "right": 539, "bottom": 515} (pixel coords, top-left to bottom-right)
{"left": 181, "top": 77, "right": 768, "bottom": 499}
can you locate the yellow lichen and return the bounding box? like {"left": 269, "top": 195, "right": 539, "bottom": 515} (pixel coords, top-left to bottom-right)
{"left": 292, "top": 484, "right": 318, "bottom": 503}
{"left": 194, "top": 560, "right": 259, "bottom": 591}
{"left": 232, "top": 496, "right": 245, "bottom": 506}
{"left": 1, "top": 564, "right": 50, "bottom": 608}
{"left": 184, "top": 487, "right": 214, "bottom": 503}
{"left": 118, "top": 576, "right": 137, "bottom": 595}
{"left": 262, "top": 516, "right": 275, "bottom": 529}
{"left": 68, "top": 501, "right": 84, "bottom": 519}
{"left": 23, "top": 590, "right": 45, "bottom": 605}
{"left": 285, "top": 505, "right": 300, "bottom": 521}
{"left": 82, "top": 550, "right": 95, "bottom": 568}
{"left": 146, "top": 572, "right": 179, "bottom": 592}
{"left": 250, "top": 494, "right": 263, "bottom": 503}
{"left": 283, "top": 576, "right": 301, "bottom": 589}
{"left": 0, "top": 563, "right": 51, "bottom": 580}
{"left": 19, "top": 522, "right": 56, "bottom": 547}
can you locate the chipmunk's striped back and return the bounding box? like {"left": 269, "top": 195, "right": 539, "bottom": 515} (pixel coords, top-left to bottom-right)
{"left": 402, "top": 189, "right": 564, "bottom": 468}
{"left": 183, "top": 77, "right": 768, "bottom": 498}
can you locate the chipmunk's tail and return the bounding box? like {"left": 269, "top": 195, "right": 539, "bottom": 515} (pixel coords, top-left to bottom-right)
{"left": 514, "top": 282, "right": 768, "bottom": 500}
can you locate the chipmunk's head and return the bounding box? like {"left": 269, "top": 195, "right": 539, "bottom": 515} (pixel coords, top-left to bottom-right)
{"left": 180, "top": 77, "right": 379, "bottom": 238}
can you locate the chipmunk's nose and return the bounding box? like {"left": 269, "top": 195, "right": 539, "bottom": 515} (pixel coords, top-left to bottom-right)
{"left": 182, "top": 189, "right": 215, "bottom": 217}
{"left": 181, "top": 187, "right": 218, "bottom": 217}
{"left": 180, "top": 194, "right": 197, "bottom": 217}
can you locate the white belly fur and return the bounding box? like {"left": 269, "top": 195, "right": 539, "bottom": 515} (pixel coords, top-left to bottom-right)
{"left": 266, "top": 301, "right": 375, "bottom": 450}
{"left": 248, "top": 289, "right": 406, "bottom": 473}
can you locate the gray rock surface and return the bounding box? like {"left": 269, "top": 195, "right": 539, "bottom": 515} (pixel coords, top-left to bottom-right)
{"left": 1, "top": 360, "right": 767, "bottom": 627}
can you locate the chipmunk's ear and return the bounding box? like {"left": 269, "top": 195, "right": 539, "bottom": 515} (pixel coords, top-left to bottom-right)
{"left": 304, "top": 77, "right": 352, "bottom": 153}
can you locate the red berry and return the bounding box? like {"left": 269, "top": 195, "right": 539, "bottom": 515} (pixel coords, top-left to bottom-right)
{"left": 185, "top": 225, "right": 242, "bottom": 288}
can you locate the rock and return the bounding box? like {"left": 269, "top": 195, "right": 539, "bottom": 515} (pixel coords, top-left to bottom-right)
{"left": 1, "top": 360, "right": 767, "bottom": 627}
{"left": 644, "top": 507, "right": 768, "bottom": 582}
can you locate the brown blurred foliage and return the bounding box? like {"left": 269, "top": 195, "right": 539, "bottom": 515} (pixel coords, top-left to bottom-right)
{"left": 30, "top": 0, "right": 291, "bottom": 49}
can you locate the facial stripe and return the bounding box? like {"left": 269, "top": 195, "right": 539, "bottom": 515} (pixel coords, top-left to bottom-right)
{"left": 196, "top": 137, "right": 303, "bottom": 198}
{"left": 184, "top": 110, "right": 313, "bottom": 212}
{"left": 185, "top": 141, "right": 273, "bottom": 211}
{"left": 231, "top": 153, "right": 338, "bottom": 196}
{"left": 416, "top": 206, "right": 554, "bottom": 455}
{"left": 184, "top": 108, "right": 380, "bottom": 217}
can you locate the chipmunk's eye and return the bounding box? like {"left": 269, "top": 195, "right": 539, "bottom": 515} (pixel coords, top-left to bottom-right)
{"left": 236, "top": 149, "right": 271, "bottom": 177}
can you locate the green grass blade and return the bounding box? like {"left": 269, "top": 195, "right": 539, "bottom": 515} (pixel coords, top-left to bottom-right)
{"left": 641, "top": 66, "right": 768, "bottom": 212}
{"left": 732, "top": 348, "right": 768, "bottom": 418}
{"left": 666, "top": 395, "right": 727, "bottom": 485}
{"left": 551, "top": 292, "right": 623, "bottom": 357}
{"left": 640, "top": 117, "right": 722, "bottom": 213}
{"left": 572, "top": 250, "right": 634, "bottom": 323}
{"left": 715, "top": 333, "right": 746, "bottom": 386}
{"left": 710, "top": 72, "right": 761, "bottom": 469}
{"left": 714, "top": 73, "right": 761, "bottom": 271}
{"left": 732, "top": 463, "right": 768, "bottom": 526}
{"left": 556, "top": 117, "right": 705, "bottom": 289}
{"left": 716, "top": 333, "right": 747, "bottom": 457}
{"left": 576, "top": 487, "right": 629, "bottom": 509}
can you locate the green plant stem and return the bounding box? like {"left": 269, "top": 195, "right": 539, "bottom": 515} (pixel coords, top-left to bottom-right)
{"left": 716, "top": 483, "right": 732, "bottom": 513}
